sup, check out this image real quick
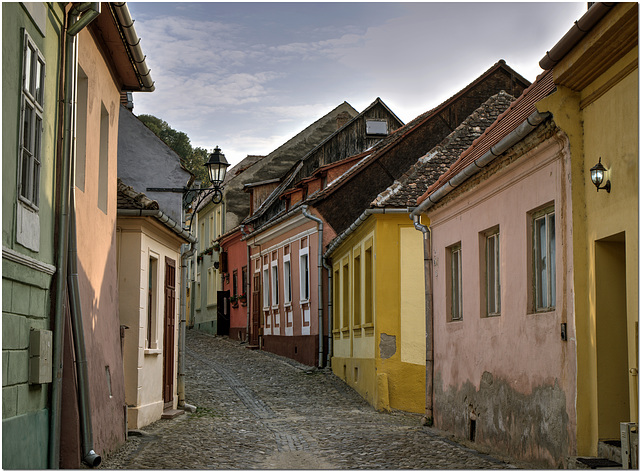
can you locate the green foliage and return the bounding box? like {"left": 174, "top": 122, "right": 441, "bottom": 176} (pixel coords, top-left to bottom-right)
{"left": 138, "top": 114, "right": 210, "bottom": 186}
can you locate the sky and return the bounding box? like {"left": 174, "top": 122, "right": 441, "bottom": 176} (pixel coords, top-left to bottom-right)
{"left": 126, "top": 2, "right": 588, "bottom": 168}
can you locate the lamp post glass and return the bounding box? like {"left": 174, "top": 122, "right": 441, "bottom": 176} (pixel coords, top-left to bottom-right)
{"left": 590, "top": 157, "right": 610, "bottom": 192}
{"left": 206, "top": 146, "right": 229, "bottom": 186}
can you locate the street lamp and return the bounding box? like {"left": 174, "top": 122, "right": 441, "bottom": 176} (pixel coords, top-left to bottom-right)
{"left": 590, "top": 157, "right": 611, "bottom": 193}
{"left": 146, "top": 146, "right": 231, "bottom": 228}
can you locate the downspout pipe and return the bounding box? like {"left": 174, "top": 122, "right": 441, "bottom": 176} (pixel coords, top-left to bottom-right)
{"left": 50, "top": 3, "right": 100, "bottom": 468}
{"left": 410, "top": 110, "right": 549, "bottom": 218}
{"left": 412, "top": 216, "right": 433, "bottom": 425}
{"left": 301, "top": 206, "right": 324, "bottom": 368}
{"left": 322, "top": 257, "right": 333, "bottom": 366}
{"left": 240, "top": 225, "right": 251, "bottom": 342}
{"left": 178, "top": 243, "right": 196, "bottom": 411}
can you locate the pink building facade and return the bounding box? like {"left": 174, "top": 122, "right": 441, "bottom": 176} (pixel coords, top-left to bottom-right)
{"left": 246, "top": 208, "right": 333, "bottom": 366}
{"left": 416, "top": 72, "right": 578, "bottom": 467}
{"left": 220, "top": 227, "right": 250, "bottom": 341}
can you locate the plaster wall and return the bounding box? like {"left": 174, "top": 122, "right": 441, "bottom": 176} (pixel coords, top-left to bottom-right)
{"left": 65, "top": 26, "right": 126, "bottom": 457}
{"left": 249, "top": 215, "right": 326, "bottom": 366}
{"left": 1, "top": 4, "right": 63, "bottom": 468}
{"left": 427, "top": 131, "right": 576, "bottom": 467}
{"left": 331, "top": 214, "right": 426, "bottom": 413}
{"left": 222, "top": 231, "right": 250, "bottom": 339}
{"left": 117, "top": 218, "right": 183, "bottom": 429}
{"left": 537, "top": 38, "right": 638, "bottom": 454}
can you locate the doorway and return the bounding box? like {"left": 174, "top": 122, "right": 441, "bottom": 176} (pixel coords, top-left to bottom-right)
{"left": 595, "top": 232, "right": 629, "bottom": 440}
{"left": 163, "top": 257, "right": 176, "bottom": 407}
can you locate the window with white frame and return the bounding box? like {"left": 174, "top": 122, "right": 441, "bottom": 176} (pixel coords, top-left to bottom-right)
{"left": 533, "top": 206, "right": 556, "bottom": 311}
{"left": 485, "top": 229, "right": 500, "bottom": 316}
{"left": 299, "top": 247, "right": 310, "bottom": 302}
{"left": 262, "top": 263, "right": 270, "bottom": 308}
{"left": 271, "top": 259, "right": 279, "bottom": 307}
{"left": 448, "top": 243, "right": 462, "bottom": 321}
{"left": 283, "top": 255, "right": 292, "bottom": 304}
{"left": 195, "top": 269, "right": 201, "bottom": 310}
{"left": 207, "top": 266, "right": 217, "bottom": 305}
{"left": 18, "top": 30, "right": 45, "bottom": 209}
{"left": 147, "top": 256, "right": 158, "bottom": 349}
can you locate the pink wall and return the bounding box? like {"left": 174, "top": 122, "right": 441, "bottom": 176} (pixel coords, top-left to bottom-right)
{"left": 221, "top": 229, "right": 249, "bottom": 335}
{"left": 428, "top": 131, "right": 577, "bottom": 466}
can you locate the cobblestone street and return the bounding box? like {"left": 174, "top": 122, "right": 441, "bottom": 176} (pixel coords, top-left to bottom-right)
{"left": 102, "top": 330, "right": 516, "bottom": 469}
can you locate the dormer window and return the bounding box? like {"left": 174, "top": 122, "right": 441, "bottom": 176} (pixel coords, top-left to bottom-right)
{"left": 366, "top": 119, "right": 388, "bottom": 136}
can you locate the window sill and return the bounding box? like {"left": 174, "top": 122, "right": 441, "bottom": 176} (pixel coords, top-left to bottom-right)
{"left": 144, "top": 348, "right": 162, "bottom": 355}
{"left": 300, "top": 299, "right": 310, "bottom": 306}
{"left": 529, "top": 307, "right": 556, "bottom": 315}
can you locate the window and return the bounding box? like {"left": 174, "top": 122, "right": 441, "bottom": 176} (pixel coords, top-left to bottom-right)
{"left": 76, "top": 66, "right": 88, "bottom": 191}
{"left": 365, "top": 119, "right": 388, "bottom": 136}
{"left": 241, "top": 266, "right": 247, "bottom": 297}
{"left": 353, "top": 250, "right": 361, "bottom": 326}
{"left": 18, "top": 31, "right": 45, "bottom": 209}
{"left": 283, "top": 256, "right": 292, "bottom": 304}
{"left": 262, "top": 265, "right": 270, "bottom": 308}
{"left": 533, "top": 207, "right": 556, "bottom": 311}
{"left": 333, "top": 268, "right": 340, "bottom": 333}
{"left": 299, "top": 248, "right": 310, "bottom": 302}
{"left": 448, "top": 243, "right": 462, "bottom": 321}
{"left": 98, "top": 103, "right": 109, "bottom": 213}
{"left": 342, "top": 261, "right": 350, "bottom": 328}
{"left": 147, "top": 256, "right": 158, "bottom": 349}
{"left": 364, "top": 240, "right": 373, "bottom": 324}
{"left": 195, "top": 269, "right": 201, "bottom": 310}
{"left": 232, "top": 270, "right": 238, "bottom": 297}
{"left": 483, "top": 229, "right": 500, "bottom": 316}
{"left": 271, "top": 260, "right": 279, "bottom": 307}
{"left": 207, "top": 267, "right": 217, "bottom": 305}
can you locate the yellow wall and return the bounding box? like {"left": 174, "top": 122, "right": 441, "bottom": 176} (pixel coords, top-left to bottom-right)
{"left": 331, "top": 213, "right": 426, "bottom": 413}
{"left": 537, "top": 9, "right": 638, "bottom": 454}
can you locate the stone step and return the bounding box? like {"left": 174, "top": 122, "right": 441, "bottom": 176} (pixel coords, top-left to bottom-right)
{"left": 161, "top": 409, "right": 185, "bottom": 420}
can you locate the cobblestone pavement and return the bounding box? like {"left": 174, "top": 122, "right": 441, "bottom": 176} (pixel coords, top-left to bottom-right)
{"left": 102, "top": 330, "right": 518, "bottom": 469}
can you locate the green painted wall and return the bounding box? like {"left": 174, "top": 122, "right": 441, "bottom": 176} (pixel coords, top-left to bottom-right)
{"left": 2, "top": 3, "right": 64, "bottom": 468}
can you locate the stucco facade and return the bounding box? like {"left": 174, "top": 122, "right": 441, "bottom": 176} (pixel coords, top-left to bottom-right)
{"left": 219, "top": 228, "right": 250, "bottom": 342}
{"left": 425, "top": 122, "right": 577, "bottom": 467}
{"left": 2, "top": 3, "right": 63, "bottom": 468}
{"left": 537, "top": 2, "right": 638, "bottom": 456}
{"left": 330, "top": 213, "right": 426, "bottom": 413}
{"left": 247, "top": 210, "right": 330, "bottom": 366}
{"left": 117, "top": 216, "right": 185, "bottom": 429}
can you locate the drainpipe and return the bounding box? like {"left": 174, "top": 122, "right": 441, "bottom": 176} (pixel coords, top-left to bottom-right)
{"left": 301, "top": 206, "right": 324, "bottom": 368}
{"left": 413, "top": 216, "right": 433, "bottom": 426}
{"left": 240, "top": 225, "right": 251, "bottom": 342}
{"left": 322, "top": 257, "right": 333, "bottom": 366}
{"left": 178, "top": 243, "right": 196, "bottom": 411}
{"left": 50, "top": 3, "right": 100, "bottom": 468}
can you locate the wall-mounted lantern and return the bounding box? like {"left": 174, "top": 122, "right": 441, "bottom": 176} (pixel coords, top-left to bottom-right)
{"left": 590, "top": 157, "right": 611, "bottom": 193}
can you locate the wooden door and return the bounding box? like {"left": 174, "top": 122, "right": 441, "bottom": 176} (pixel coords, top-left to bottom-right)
{"left": 250, "top": 272, "right": 261, "bottom": 345}
{"left": 163, "top": 257, "right": 176, "bottom": 406}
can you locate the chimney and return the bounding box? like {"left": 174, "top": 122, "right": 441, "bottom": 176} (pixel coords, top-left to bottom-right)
{"left": 336, "top": 111, "right": 350, "bottom": 129}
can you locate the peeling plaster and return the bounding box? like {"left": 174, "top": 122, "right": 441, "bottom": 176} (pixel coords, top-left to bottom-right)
{"left": 379, "top": 333, "right": 396, "bottom": 359}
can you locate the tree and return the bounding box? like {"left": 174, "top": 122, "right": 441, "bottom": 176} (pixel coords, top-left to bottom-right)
{"left": 138, "top": 114, "right": 210, "bottom": 186}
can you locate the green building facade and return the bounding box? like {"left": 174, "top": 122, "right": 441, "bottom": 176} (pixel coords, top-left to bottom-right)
{"left": 2, "top": 3, "right": 64, "bottom": 468}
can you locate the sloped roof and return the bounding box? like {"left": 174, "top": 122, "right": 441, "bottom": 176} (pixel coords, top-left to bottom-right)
{"left": 117, "top": 179, "right": 159, "bottom": 210}
{"left": 417, "top": 69, "right": 555, "bottom": 205}
{"left": 306, "top": 60, "right": 529, "bottom": 205}
{"left": 244, "top": 97, "right": 399, "bottom": 224}
{"left": 373, "top": 91, "right": 516, "bottom": 208}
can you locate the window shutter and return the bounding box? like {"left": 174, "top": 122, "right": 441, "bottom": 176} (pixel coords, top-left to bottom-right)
{"left": 220, "top": 251, "right": 228, "bottom": 273}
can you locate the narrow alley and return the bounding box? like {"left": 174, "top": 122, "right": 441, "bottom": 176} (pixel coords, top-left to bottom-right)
{"left": 102, "top": 330, "right": 515, "bottom": 469}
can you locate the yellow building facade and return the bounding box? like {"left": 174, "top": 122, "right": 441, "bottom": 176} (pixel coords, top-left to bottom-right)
{"left": 537, "top": 2, "right": 638, "bottom": 456}
{"left": 330, "top": 212, "right": 426, "bottom": 413}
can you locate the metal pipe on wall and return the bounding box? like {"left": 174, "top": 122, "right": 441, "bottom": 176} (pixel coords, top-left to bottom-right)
{"left": 50, "top": 3, "right": 100, "bottom": 468}
{"left": 301, "top": 206, "right": 324, "bottom": 368}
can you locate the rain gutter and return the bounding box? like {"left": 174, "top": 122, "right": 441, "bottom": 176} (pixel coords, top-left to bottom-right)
{"left": 50, "top": 3, "right": 101, "bottom": 468}
{"left": 410, "top": 110, "right": 550, "bottom": 218}
{"left": 323, "top": 208, "right": 409, "bottom": 260}
{"left": 539, "top": 3, "right": 615, "bottom": 70}
{"left": 178, "top": 243, "right": 196, "bottom": 411}
{"left": 117, "top": 209, "right": 197, "bottom": 243}
{"left": 301, "top": 206, "right": 325, "bottom": 368}
{"left": 111, "top": 2, "right": 155, "bottom": 91}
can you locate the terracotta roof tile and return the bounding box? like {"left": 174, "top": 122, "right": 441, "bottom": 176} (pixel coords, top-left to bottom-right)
{"left": 416, "top": 69, "right": 555, "bottom": 205}
{"left": 373, "top": 91, "right": 516, "bottom": 208}
{"left": 117, "top": 179, "right": 159, "bottom": 210}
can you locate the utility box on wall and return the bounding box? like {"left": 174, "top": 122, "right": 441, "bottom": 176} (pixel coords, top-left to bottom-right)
{"left": 29, "top": 329, "right": 53, "bottom": 384}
